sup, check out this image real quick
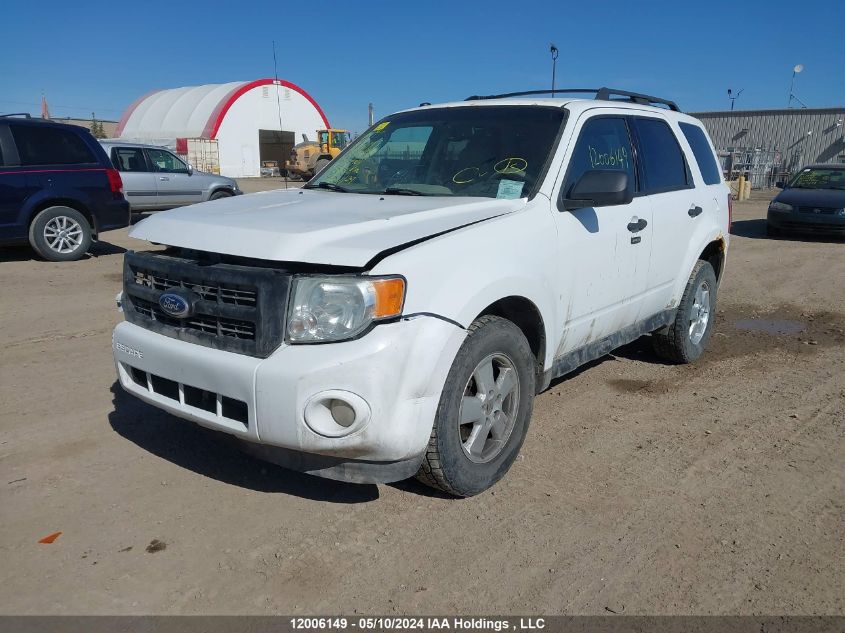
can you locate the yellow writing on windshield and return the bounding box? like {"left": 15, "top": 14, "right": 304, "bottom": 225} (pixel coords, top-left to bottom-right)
{"left": 494, "top": 158, "right": 528, "bottom": 174}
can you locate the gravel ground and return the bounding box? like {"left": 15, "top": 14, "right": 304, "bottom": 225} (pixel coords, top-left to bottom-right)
{"left": 0, "top": 189, "right": 842, "bottom": 615}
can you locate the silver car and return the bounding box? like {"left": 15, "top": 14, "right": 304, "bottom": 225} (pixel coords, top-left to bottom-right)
{"left": 100, "top": 140, "right": 241, "bottom": 212}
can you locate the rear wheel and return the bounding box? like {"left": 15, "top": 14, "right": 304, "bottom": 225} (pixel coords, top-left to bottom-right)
{"left": 29, "top": 206, "right": 92, "bottom": 262}
{"left": 652, "top": 260, "right": 717, "bottom": 363}
{"left": 416, "top": 315, "right": 536, "bottom": 497}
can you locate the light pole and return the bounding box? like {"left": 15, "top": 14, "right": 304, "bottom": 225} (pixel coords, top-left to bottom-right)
{"left": 788, "top": 64, "right": 806, "bottom": 108}
{"left": 550, "top": 44, "right": 558, "bottom": 97}
{"left": 728, "top": 88, "right": 743, "bottom": 111}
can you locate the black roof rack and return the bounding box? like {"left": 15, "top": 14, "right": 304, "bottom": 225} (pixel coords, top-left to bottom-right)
{"left": 0, "top": 113, "right": 33, "bottom": 118}
{"left": 465, "top": 87, "right": 680, "bottom": 112}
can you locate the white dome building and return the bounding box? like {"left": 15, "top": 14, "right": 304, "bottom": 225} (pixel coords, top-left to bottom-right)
{"left": 116, "top": 79, "right": 329, "bottom": 177}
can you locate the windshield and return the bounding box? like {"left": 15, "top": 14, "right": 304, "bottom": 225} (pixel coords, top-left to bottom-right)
{"left": 788, "top": 167, "right": 845, "bottom": 190}
{"left": 332, "top": 132, "right": 349, "bottom": 150}
{"left": 307, "top": 106, "right": 565, "bottom": 197}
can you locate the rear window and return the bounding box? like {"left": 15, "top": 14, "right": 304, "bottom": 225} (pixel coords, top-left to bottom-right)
{"left": 632, "top": 117, "right": 689, "bottom": 193}
{"left": 679, "top": 123, "right": 722, "bottom": 185}
{"left": 112, "top": 147, "right": 147, "bottom": 172}
{"left": 10, "top": 124, "right": 97, "bottom": 166}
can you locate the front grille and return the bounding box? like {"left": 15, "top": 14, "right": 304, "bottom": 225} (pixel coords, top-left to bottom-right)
{"left": 126, "top": 363, "right": 249, "bottom": 426}
{"left": 132, "top": 269, "right": 258, "bottom": 307}
{"left": 122, "top": 251, "right": 291, "bottom": 357}
{"left": 780, "top": 221, "right": 845, "bottom": 231}
{"left": 798, "top": 206, "right": 838, "bottom": 215}
{"left": 132, "top": 297, "right": 256, "bottom": 340}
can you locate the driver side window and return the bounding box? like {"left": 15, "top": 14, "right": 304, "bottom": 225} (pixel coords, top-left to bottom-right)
{"left": 146, "top": 148, "right": 188, "bottom": 174}
{"left": 565, "top": 117, "right": 635, "bottom": 197}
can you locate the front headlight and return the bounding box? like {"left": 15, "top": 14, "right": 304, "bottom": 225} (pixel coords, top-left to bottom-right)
{"left": 769, "top": 201, "right": 793, "bottom": 212}
{"left": 287, "top": 276, "right": 406, "bottom": 343}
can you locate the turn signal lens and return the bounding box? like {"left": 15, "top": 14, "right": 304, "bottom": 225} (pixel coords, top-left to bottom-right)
{"left": 372, "top": 278, "right": 405, "bottom": 318}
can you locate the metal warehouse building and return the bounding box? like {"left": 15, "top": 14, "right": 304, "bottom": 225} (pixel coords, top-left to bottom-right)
{"left": 691, "top": 107, "right": 845, "bottom": 187}
{"left": 116, "top": 79, "right": 329, "bottom": 178}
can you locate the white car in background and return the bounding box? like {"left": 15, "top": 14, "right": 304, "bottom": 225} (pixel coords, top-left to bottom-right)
{"left": 100, "top": 140, "right": 241, "bottom": 212}
{"left": 112, "top": 88, "right": 730, "bottom": 497}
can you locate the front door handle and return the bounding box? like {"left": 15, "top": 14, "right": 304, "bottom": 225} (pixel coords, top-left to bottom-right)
{"left": 688, "top": 205, "right": 703, "bottom": 217}
{"left": 627, "top": 217, "right": 648, "bottom": 232}
{"left": 159, "top": 176, "right": 170, "bottom": 181}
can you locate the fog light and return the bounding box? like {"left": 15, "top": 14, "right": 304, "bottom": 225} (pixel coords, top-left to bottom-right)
{"left": 303, "top": 390, "right": 371, "bottom": 437}
{"left": 330, "top": 399, "right": 356, "bottom": 427}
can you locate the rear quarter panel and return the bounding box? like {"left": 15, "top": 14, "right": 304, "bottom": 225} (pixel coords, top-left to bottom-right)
{"left": 669, "top": 116, "right": 731, "bottom": 300}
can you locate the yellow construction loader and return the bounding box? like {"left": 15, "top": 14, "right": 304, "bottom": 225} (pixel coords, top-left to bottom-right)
{"left": 285, "top": 128, "right": 351, "bottom": 181}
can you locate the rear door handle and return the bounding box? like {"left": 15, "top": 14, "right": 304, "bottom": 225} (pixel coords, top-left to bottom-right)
{"left": 627, "top": 218, "right": 648, "bottom": 232}
{"left": 688, "top": 205, "right": 703, "bottom": 217}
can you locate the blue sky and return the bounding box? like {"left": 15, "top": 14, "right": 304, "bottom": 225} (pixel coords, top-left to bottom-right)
{"left": 1, "top": 0, "right": 841, "bottom": 134}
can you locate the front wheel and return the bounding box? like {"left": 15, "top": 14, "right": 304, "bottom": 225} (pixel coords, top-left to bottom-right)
{"left": 210, "top": 190, "right": 233, "bottom": 201}
{"left": 314, "top": 158, "right": 331, "bottom": 175}
{"left": 29, "top": 206, "right": 92, "bottom": 262}
{"left": 652, "top": 260, "right": 718, "bottom": 363}
{"left": 416, "top": 315, "right": 536, "bottom": 497}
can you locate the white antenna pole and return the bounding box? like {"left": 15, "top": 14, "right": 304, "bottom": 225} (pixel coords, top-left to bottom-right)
{"left": 273, "top": 40, "right": 289, "bottom": 190}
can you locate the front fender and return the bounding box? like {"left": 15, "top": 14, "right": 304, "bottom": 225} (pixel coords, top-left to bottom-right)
{"left": 370, "top": 199, "right": 560, "bottom": 371}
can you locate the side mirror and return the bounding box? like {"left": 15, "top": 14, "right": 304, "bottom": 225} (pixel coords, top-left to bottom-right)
{"left": 775, "top": 180, "right": 785, "bottom": 189}
{"left": 187, "top": 163, "right": 194, "bottom": 176}
{"left": 561, "top": 170, "right": 633, "bottom": 210}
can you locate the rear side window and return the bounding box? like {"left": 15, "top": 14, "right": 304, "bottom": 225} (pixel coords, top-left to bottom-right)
{"left": 565, "top": 117, "right": 635, "bottom": 194}
{"left": 10, "top": 125, "right": 97, "bottom": 166}
{"left": 631, "top": 118, "right": 689, "bottom": 193}
{"left": 112, "top": 147, "right": 148, "bottom": 172}
{"left": 679, "top": 123, "right": 721, "bottom": 185}
{"left": 146, "top": 148, "right": 189, "bottom": 174}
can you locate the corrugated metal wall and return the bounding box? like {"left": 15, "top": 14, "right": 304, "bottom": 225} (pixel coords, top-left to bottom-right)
{"left": 691, "top": 108, "right": 845, "bottom": 171}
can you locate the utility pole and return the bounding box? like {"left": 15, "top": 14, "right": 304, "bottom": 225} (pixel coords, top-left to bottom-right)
{"left": 550, "top": 44, "right": 559, "bottom": 97}
{"left": 728, "top": 88, "right": 743, "bottom": 111}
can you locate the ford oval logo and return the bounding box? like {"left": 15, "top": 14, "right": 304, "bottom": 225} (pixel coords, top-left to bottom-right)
{"left": 159, "top": 292, "right": 191, "bottom": 318}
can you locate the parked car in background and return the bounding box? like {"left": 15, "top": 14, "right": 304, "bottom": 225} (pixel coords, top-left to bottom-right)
{"left": 113, "top": 88, "right": 730, "bottom": 497}
{"left": 0, "top": 116, "right": 129, "bottom": 261}
{"left": 768, "top": 164, "right": 845, "bottom": 236}
{"left": 99, "top": 140, "right": 241, "bottom": 213}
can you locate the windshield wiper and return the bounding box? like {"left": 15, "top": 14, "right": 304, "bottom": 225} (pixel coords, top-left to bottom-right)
{"left": 382, "top": 187, "right": 428, "bottom": 196}
{"left": 308, "top": 181, "right": 350, "bottom": 193}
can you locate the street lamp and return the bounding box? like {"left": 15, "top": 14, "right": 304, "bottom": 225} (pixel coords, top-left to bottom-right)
{"left": 728, "top": 88, "right": 744, "bottom": 111}
{"left": 550, "top": 44, "right": 558, "bottom": 97}
{"left": 788, "top": 64, "right": 807, "bottom": 108}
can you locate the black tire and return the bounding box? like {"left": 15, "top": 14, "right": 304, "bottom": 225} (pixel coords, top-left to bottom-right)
{"left": 652, "top": 260, "right": 718, "bottom": 363}
{"left": 210, "top": 190, "right": 233, "bottom": 201}
{"left": 314, "top": 158, "right": 331, "bottom": 175}
{"left": 28, "top": 206, "right": 92, "bottom": 262}
{"left": 766, "top": 223, "right": 781, "bottom": 237}
{"left": 416, "top": 315, "right": 536, "bottom": 497}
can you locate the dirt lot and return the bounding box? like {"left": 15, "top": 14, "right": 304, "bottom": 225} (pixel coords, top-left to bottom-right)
{"left": 0, "top": 188, "right": 842, "bottom": 615}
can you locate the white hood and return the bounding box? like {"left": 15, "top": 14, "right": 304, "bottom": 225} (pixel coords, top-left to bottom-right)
{"left": 129, "top": 188, "right": 524, "bottom": 267}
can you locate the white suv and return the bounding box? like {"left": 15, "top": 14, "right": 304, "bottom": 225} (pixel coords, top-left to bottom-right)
{"left": 113, "top": 88, "right": 730, "bottom": 497}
